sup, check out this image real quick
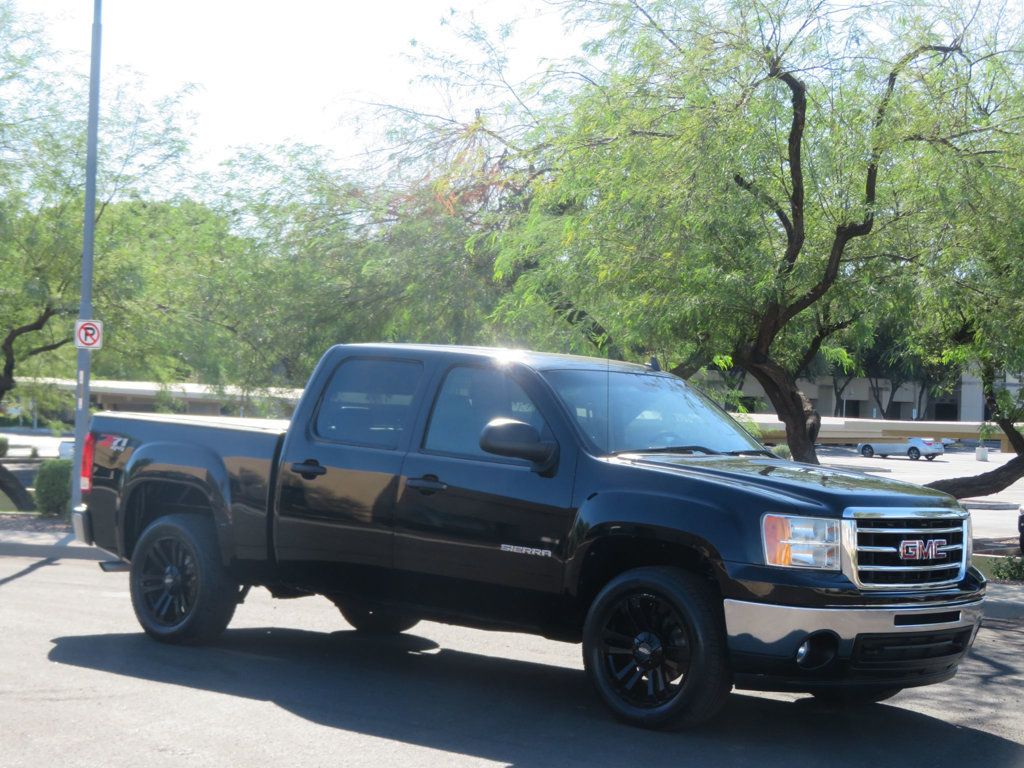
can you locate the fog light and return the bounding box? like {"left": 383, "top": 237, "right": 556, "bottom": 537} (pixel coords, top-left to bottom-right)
{"left": 796, "top": 641, "right": 810, "bottom": 664}
{"left": 795, "top": 632, "right": 839, "bottom": 669}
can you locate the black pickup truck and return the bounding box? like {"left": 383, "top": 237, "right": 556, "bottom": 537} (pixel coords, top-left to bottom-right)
{"left": 73, "top": 343, "right": 985, "bottom": 729}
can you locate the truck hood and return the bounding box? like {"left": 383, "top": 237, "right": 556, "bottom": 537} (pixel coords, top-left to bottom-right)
{"left": 620, "top": 453, "right": 960, "bottom": 512}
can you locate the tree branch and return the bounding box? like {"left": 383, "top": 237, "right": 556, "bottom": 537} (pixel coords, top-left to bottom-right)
{"left": 733, "top": 173, "right": 794, "bottom": 242}
{"left": 781, "top": 42, "right": 962, "bottom": 327}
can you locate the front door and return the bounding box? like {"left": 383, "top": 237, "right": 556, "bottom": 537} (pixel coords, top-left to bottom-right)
{"left": 393, "top": 363, "right": 575, "bottom": 623}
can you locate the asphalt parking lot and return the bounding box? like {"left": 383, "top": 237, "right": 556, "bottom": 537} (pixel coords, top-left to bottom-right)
{"left": 1, "top": 534, "right": 1023, "bottom": 768}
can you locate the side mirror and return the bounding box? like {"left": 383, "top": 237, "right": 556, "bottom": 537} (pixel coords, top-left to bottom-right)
{"left": 480, "top": 418, "right": 558, "bottom": 473}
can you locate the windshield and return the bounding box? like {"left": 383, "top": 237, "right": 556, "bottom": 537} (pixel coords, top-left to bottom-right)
{"left": 542, "top": 369, "right": 763, "bottom": 455}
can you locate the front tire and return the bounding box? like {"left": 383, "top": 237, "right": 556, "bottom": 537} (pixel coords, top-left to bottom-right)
{"left": 582, "top": 567, "right": 731, "bottom": 729}
{"left": 908, "top": 447, "right": 921, "bottom": 460}
{"left": 861, "top": 445, "right": 875, "bottom": 458}
{"left": 129, "top": 514, "right": 239, "bottom": 644}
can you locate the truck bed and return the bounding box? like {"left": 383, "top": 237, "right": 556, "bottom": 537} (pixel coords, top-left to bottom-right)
{"left": 86, "top": 411, "right": 289, "bottom": 562}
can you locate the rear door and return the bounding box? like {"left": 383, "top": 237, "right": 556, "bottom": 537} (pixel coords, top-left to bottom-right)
{"left": 275, "top": 355, "right": 428, "bottom": 580}
{"left": 393, "top": 362, "right": 576, "bottom": 622}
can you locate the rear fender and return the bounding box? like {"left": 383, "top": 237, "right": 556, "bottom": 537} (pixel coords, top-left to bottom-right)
{"left": 120, "top": 441, "right": 233, "bottom": 564}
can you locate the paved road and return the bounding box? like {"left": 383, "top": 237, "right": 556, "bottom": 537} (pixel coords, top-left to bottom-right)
{"left": 2, "top": 537, "right": 1023, "bottom": 768}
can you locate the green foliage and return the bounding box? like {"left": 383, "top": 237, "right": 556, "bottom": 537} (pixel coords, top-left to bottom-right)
{"left": 992, "top": 556, "right": 1024, "bottom": 582}
{"left": 0, "top": 436, "right": 7, "bottom": 457}
{"left": 771, "top": 445, "right": 793, "bottom": 460}
{"left": 34, "top": 459, "right": 70, "bottom": 516}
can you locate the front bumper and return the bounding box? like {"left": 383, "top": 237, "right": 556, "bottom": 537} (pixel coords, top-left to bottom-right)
{"left": 725, "top": 597, "right": 983, "bottom": 692}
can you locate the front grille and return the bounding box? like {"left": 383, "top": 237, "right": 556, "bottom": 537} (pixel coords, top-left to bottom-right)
{"left": 852, "top": 629, "right": 973, "bottom": 670}
{"left": 848, "top": 512, "right": 967, "bottom": 589}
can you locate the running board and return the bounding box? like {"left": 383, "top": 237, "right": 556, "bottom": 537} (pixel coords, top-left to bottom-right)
{"left": 98, "top": 560, "right": 129, "bottom": 573}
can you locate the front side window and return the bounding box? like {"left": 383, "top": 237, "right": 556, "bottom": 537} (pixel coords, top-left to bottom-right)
{"left": 315, "top": 358, "right": 422, "bottom": 448}
{"left": 425, "top": 366, "right": 547, "bottom": 460}
{"left": 542, "top": 369, "right": 762, "bottom": 455}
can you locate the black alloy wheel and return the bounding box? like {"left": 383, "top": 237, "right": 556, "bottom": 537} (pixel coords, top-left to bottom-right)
{"left": 908, "top": 447, "right": 921, "bottom": 460}
{"left": 138, "top": 535, "right": 199, "bottom": 626}
{"left": 598, "top": 592, "right": 692, "bottom": 708}
{"left": 129, "top": 514, "right": 239, "bottom": 644}
{"left": 861, "top": 445, "right": 875, "bottom": 458}
{"left": 583, "top": 567, "right": 731, "bottom": 729}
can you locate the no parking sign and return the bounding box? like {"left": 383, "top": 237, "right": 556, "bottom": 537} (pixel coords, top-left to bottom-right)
{"left": 74, "top": 319, "right": 103, "bottom": 350}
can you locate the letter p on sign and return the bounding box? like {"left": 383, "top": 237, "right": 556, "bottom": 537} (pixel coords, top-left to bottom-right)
{"left": 75, "top": 320, "right": 103, "bottom": 350}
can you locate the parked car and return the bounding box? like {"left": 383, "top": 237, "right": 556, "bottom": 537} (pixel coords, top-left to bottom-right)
{"left": 57, "top": 439, "right": 75, "bottom": 460}
{"left": 857, "top": 437, "right": 944, "bottom": 461}
{"left": 73, "top": 344, "right": 983, "bottom": 729}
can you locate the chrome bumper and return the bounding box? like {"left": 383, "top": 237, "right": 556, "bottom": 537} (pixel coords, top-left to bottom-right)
{"left": 724, "top": 598, "right": 984, "bottom": 658}
{"left": 71, "top": 504, "right": 93, "bottom": 546}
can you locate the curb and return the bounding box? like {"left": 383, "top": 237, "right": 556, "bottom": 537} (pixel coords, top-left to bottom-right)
{"left": 0, "top": 529, "right": 103, "bottom": 560}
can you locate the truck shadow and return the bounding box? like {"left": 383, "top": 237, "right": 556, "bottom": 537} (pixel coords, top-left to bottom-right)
{"left": 49, "top": 628, "right": 1023, "bottom": 768}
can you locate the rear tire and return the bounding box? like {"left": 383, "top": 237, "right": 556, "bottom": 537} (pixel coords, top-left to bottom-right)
{"left": 908, "top": 447, "right": 921, "bottom": 460}
{"left": 811, "top": 687, "right": 902, "bottom": 705}
{"left": 337, "top": 603, "right": 419, "bottom": 634}
{"left": 129, "top": 514, "right": 239, "bottom": 644}
{"left": 860, "top": 445, "right": 874, "bottom": 458}
{"left": 582, "top": 567, "right": 731, "bottom": 729}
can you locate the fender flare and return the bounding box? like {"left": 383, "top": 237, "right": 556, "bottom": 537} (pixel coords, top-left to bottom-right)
{"left": 563, "top": 490, "right": 741, "bottom": 600}
{"left": 119, "top": 441, "right": 234, "bottom": 564}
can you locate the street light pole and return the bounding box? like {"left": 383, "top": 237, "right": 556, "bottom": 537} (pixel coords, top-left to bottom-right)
{"left": 71, "top": 0, "right": 103, "bottom": 511}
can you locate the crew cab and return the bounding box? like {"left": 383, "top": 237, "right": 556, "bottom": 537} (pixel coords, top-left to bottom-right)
{"left": 73, "top": 344, "right": 985, "bottom": 729}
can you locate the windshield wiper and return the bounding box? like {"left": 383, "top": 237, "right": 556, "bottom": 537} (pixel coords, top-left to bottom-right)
{"left": 617, "top": 445, "right": 722, "bottom": 456}
{"left": 724, "top": 448, "right": 775, "bottom": 457}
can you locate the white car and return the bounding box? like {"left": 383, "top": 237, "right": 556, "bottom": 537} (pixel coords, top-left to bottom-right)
{"left": 57, "top": 439, "right": 75, "bottom": 459}
{"left": 857, "top": 437, "right": 944, "bottom": 461}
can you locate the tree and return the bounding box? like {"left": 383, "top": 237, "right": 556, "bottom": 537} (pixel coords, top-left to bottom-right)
{"left": 473, "top": 0, "right": 1022, "bottom": 463}
{"left": 0, "top": 2, "right": 191, "bottom": 408}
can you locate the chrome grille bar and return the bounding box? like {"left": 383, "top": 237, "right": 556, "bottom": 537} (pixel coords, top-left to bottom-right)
{"left": 841, "top": 507, "right": 970, "bottom": 591}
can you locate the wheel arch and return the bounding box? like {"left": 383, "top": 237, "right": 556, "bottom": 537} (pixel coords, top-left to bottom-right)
{"left": 563, "top": 492, "right": 734, "bottom": 631}
{"left": 119, "top": 442, "right": 233, "bottom": 564}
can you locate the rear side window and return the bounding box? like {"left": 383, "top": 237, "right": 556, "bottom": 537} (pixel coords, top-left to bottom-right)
{"left": 315, "top": 358, "right": 422, "bottom": 449}
{"left": 424, "top": 365, "right": 548, "bottom": 460}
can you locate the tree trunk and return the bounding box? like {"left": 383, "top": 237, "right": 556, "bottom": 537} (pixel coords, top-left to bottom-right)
{"left": 743, "top": 358, "right": 820, "bottom": 463}
{"left": 926, "top": 453, "right": 1024, "bottom": 499}
{"left": 0, "top": 463, "right": 35, "bottom": 511}
{"left": 924, "top": 371, "right": 1024, "bottom": 498}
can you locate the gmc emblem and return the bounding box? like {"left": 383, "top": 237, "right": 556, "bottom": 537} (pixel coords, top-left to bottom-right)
{"left": 899, "top": 539, "right": 947, "bottom": 560}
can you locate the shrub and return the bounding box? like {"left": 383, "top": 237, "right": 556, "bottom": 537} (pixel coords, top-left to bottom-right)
{"left": 771, "top": 444, "right": 792, "bottom": 460}
{"left": 992, "top": 556, "right": 1024, "bottom": 581}
{"left": 0, "top": 436, "right": 8, "bottom": 457}
{"left": 34, "top": 459, "right": 71, "bottom": 516}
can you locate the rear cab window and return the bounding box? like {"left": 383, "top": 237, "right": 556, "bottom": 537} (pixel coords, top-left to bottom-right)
{"left": 314, "top": 358, "right": 423, "bottom": 449}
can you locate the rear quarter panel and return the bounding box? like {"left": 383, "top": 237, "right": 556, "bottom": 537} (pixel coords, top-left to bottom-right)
{"left": 85, "top": 414, "right": 286, "bottom": 563}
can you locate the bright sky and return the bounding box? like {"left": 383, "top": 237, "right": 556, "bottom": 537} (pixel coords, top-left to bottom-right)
{"left": 27, "top": 0, "right": 580, "bottom": 172}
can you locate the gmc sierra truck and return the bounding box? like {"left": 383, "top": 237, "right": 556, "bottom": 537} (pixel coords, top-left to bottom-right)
{"left": 73, "top": 343, "right": 985, "bottom": 729}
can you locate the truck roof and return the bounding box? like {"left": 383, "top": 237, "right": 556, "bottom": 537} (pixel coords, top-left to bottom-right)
{"left": 338, "top": 343, "right": 654, "bottom": 374}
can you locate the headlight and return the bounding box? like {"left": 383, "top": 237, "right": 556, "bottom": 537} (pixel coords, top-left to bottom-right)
{"left": 762, "top": 514, "right": 840, "bottom": 570}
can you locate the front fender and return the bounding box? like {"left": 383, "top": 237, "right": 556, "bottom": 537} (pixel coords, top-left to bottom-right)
{"left": 120, "top": 441, "right": 234, "bottom": 564}
{"left": 563, "top": 490, "right": 749, "bottom": 597}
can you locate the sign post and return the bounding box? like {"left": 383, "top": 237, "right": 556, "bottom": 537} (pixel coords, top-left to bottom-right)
{"left": 71, "top": 0, "right": 103, "bottom": 511}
